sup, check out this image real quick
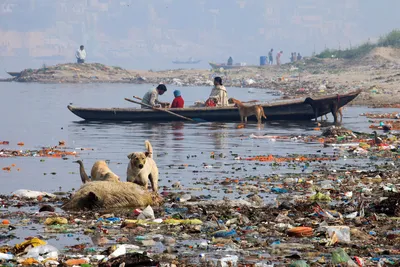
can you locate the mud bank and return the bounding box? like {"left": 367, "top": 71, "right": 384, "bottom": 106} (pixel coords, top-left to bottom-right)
{"left": 8, "top": 48, "right": 400, "bottom": 107}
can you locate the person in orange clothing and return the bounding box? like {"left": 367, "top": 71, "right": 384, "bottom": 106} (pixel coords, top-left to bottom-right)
{"left": 171, "top": 90, "right": 184, "bottom": 108}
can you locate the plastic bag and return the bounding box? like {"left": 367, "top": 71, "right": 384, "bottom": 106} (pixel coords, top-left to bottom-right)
{"left": 44, "top": 217, "right": 68, "bottom": 225}
{"left": 14, "top": 238, "right": 46, "bottom": 253}
{"left": 310, "top": 192, "right": 331, "bottom": 202}
{"left": 325, "top": 226, "right": 351, "bottom": 242}
{"left": 25, "top": 244, "right": 58, "bottom": 260}
{"left": 331, "top": 248, "right": 358, "bottom": 266}
{"left": 137, "top": 205, "right": 155, "bottom": 220}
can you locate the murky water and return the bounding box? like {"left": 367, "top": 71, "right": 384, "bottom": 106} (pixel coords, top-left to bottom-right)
{"left": 0, "top": 82, "right": 398, "bottom": 249}
{"left": 1, "top": 82, "right": 397, "bottom": 193}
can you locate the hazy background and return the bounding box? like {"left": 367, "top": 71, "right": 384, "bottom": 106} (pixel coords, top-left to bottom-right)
{"left": 1, "top": 0, "right": 400, "bottom": 71}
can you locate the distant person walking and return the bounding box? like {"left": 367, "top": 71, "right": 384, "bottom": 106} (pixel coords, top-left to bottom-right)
{"left": 268, "top": 49, "right": 274, "bottom": 65}
{"left": 227, "top": 56, "right": 233, "bottom": 66}
{"left": 276, "top": 51, "right": 283, "bottom": 66}
{"left": 75, "top": 45, "right": 86, "bottom": 64}
{"left": 297, "top": 53, "right": 302, "bottom": 61}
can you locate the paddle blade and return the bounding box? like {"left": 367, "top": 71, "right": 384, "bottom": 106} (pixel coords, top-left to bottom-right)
{"left": 192, "top": 118, "right": 207, "bottom": 122}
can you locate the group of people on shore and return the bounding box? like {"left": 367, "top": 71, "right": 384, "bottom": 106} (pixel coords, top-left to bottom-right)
{"left": 140, "top": 77, "right": 228, "bottom": 109}
{"left": 290, "top": 52, "right": 302, "bottom": 63}
{"left": 268, "top": 49, "right": 302, "bottom": 66}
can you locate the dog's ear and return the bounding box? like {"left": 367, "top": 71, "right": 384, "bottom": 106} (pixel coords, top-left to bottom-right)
{"left": 145, "top": 151, "right": 150, "bottom": 157}
{"left": 127, "top": 153, "right": 135, "bottom": 159}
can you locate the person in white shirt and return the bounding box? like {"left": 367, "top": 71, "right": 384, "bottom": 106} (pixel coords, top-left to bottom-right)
{"left": 75, "top": 45, "right": 86, "bottom": 64}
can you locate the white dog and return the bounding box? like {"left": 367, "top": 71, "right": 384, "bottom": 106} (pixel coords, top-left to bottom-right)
{"left": 126, "top": 140, "right": 159, "bottom": 192}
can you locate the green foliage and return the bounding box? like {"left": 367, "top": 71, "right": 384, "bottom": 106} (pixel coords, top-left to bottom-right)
{"left": 316, "top": 29, "right": 400, "bottom": 59}
{"left": 377, "top": 29, "right": 400, "bottom": 47}
{"left": 316, "top": 43, "right": 375, "bottom": 59}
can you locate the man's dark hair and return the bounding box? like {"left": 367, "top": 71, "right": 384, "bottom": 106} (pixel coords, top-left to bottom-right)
{"left": 80, "top": 45, "right": 84, "bottom": 49}
{"left": 157, "top": 84, "right": 167, "bottom": 91}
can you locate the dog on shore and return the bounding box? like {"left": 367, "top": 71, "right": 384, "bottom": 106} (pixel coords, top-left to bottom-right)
{"left": 127, "top": 140, "right": 159, "bottom": 192}
{"left": 228, "top": 98, "right": 267, "bottom": 123}
{"left": 73, "top": 160, "right": 120, "bottom": 184}
{"left": 62, "top": 181, "right": 161, "bottom": 211}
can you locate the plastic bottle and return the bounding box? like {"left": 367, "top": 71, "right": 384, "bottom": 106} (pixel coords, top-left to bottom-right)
{"left": 109, "top": 245, "right": 126, "bottom": 258}
{"left": 177, "top": 194, "right": 191, "bottom": 202}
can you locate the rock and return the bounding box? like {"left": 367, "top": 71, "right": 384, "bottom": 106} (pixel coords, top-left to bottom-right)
{"left": 39, "top": 205, "right": 55, "bottom": 212}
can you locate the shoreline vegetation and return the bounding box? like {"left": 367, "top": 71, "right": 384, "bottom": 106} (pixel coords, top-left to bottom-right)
{"left": 5, "top": 30, "right": 400, "bottom": 107}
{"left": 316, "top": 29, "right": 400, "bottom": 60}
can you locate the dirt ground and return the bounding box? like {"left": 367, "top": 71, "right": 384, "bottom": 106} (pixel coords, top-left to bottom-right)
{"left": 10, "top": 47, "right": 400, "bottom": 107}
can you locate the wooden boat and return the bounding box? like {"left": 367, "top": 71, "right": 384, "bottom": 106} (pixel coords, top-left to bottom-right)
{"left": 172, "top": 59, "right": 201, "bottom": 64}
{"left": 67, "top": 90, "right": 361, "bottom": 122}
{"left": 209, "top": 62, "right": 246, "bottom": 70}
{"left": 6, "top": 71, "right": 21, "bottom": 78}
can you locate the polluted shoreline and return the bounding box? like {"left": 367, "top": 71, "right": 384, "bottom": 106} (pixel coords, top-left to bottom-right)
{"left": 1, "top": 123, "right": 400, "bottom": 266}
{"left": 4, "top": 53, "right": 400, "bottom": 108}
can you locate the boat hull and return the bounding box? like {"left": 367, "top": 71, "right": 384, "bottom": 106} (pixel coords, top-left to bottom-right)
{"left": 172, "top": 60, "right": 201, "bottom": 64}
{"left": 209, "top": 62, "right": 244, "bottom": 70}
{"left": 67, "top": 90, "right": 361, "bottom": 122}
{"left": 7, "top": 72, "right": 21, "bottom": 78}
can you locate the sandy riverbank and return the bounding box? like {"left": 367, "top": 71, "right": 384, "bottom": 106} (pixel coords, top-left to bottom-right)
{"left": 7, "top": 47, "right": 400, "bottom": 107}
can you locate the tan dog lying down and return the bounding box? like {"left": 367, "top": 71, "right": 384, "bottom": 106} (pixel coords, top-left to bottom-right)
{"left": 62, "top": 181, "right": 158, "bottom": 211}
{"left": 74, "top": 160, "right": 120, "bottom": 184}
{"left": 228, "top": 98, "right": 267, "bottom": 123}
{"left": 127, "top": 140, "right": 158, "bottom": 192}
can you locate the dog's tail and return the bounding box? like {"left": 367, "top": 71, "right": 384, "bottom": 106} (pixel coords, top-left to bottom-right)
{"left": 145, "top": 140, "right": 153, "bottom": 158}
{"left": 260, "top": 106, "right": 267, "bottom": 119}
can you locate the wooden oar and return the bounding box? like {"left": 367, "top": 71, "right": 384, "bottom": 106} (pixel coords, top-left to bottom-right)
{"left": 124, "top": 98, "right": 194, "bottom": 122}
{"left": 131, "top": 96, "right": 207, "bottom": 122}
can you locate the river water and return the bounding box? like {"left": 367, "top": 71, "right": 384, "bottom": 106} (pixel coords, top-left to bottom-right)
{"left": 0, "top": 82, "right": 397, "bottom": 251}
{"left": 0, "top": 82, "right": 396, "bottom": 194}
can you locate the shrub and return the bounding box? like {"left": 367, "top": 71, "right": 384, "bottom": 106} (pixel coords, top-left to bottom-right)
{"left": 316, "top": 29, "right": 400, "bottom": 59}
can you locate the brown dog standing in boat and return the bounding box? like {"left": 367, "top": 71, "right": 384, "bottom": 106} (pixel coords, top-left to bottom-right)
{"left": 228, "top": 98, "right": 267, "bottom": 123}
{"left": 127, "top": 140, "right": 159, "bottom": 192}
{"left": 74, "top": 160, "right": 120, "bottom": 184}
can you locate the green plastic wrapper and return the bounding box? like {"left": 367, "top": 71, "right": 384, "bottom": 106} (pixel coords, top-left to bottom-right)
{"left": 332, "top": 248, "right": 351, "bottom": 264}
{"left": 289, "top": 260, "right": 310, "bottom": 267}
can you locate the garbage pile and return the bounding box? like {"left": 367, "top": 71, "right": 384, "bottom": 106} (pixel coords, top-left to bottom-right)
{"left": 1, "top": 123, "right": 400, "bottom": 266}
{"left": 321, "top": 126, "right": 355, "bottom": 138}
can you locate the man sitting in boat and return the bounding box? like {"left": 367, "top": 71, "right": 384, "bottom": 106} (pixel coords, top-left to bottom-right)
{"left": 171, "top": 90, "right": 184, "bottom": 108}
{"left": 141, "top": 84, "right": 169, "bottom": 109}
{"left": 207, "top": 77, "right": 228, "bottom": 107}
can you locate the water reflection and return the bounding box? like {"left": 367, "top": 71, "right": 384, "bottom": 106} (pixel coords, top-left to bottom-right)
{"left": 171, "top": 121, "right": 185, "bottom": 141}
